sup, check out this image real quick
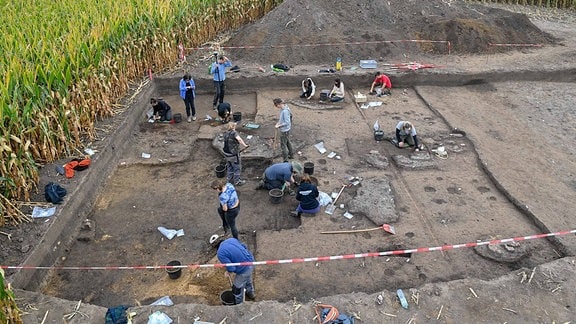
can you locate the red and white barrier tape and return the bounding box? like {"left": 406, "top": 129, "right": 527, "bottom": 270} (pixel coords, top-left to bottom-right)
{"left": 488, "top": 43, "right": 543, "bottom": 48}
{"left": 2, "top": 229, "right": 574, "bottom": 271}
{"left": 186, "top": 39, "right": 452, "bottom": 55}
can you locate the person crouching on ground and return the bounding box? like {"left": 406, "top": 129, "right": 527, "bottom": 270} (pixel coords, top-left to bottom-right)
{"left": 256, "top": 161, "right": 303, "bottom": 195}
{"left": 211, "top": 179, "right": 241, "bottom": 239}
{"left": 291, "top": 174, "right": 320, "bottom": 217}
{"left": 329, "top": 78, "right": 345, "bottom": 102}
{"left": 370, "top": 71, "right": 392, "bottom": 96}
{"left": 150, "top": 98, "right": 173, "bottom": 122}
{"left": 217, "top": 238, "right": 255, "bottom": 304}
{"left": 395, "top": 121, "right": 422, "bottom": 152}
{"left": 223, "top": 122, "right": 249, "bottom": 186}
{"left": 217, "top": 102, "right": 232, "bottom": 123}
{"left": 300, "top": 77, "right": 316, "bottom": 100}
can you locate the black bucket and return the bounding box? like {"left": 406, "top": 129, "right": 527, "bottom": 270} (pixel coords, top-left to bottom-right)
{"left": 269, "top": 188, "right": 283, "bottom": 204}
{"left": 303, "top": 162, "right": 314, "bottom": 175}
{"left": 166, "top": 260, "right": 182, "bottom": 280}
{"left": 232, "top": 112, "right": 242, "bottom": 123}
{"left": 220, "top": 290, "right": 235, "bottom": 306}
{"left": 215, "top": 164, "right": 226, "bottom": 178}
{"left": 374, "top": 130, "right": 385, "bottom": 141}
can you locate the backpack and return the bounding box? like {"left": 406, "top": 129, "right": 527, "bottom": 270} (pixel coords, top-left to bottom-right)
{"left": 273, "top": 63, "right": 290, "bottom": 71}
{"left": 44, "top": 182, "right": 67, "bottom": 204}
{"left": 314, "top": 304, "right": 354, "bottom": 324}
{"left": 105, "top": 305, "right": 130, "bottom": 324}
{"left": 223, "top": 131, "right": 239, "bottom": 155}
{"left": 63, "top": 158, "right": 91, "bottom": 178}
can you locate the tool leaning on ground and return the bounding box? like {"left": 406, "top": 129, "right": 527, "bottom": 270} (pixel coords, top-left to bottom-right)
{"left": 320, "top": 224, "right": 396, "bottom": 235}
{"left": 324, "top": 184, "right": 346, "bottom": 215}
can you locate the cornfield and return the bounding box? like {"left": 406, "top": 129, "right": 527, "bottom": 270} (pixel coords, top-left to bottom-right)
{"left": 472, "top": 0, "right": 576, "bottom": 8}
{"left": 0, "top": 0, "right": 281, "bottom": 226}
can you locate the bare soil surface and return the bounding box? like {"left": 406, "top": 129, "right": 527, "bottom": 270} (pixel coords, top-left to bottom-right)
{"left": 3, "top": 1, "right": 576, "bottom": 323}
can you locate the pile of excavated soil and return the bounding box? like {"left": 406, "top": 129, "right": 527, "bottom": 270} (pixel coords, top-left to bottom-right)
{"left": 224, "top": 0, "right": 557, "bottom": 65}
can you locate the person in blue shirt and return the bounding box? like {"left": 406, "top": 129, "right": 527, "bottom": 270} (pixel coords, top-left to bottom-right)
{"left": 291, "top": 174, "right": 320, "bottom": 217}
{"left": 210, "top": 55, "right": 233, "bottom": 109}
{"left": 211, "top": 179, "right": 241, "bottom": 239}
{"left": 257, "top": 161, "right": 303, "bottom": 194}
{"left": 273, "top": 98, "right": 294, "bottom": 162}
{"left": 179, "top": 73, "right": 196, "bottom": 122}
{"left": 217, "top": 238, "right": 255, "bottom": 304}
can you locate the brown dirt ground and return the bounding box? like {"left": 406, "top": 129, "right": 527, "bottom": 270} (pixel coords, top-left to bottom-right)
{"left": 3, "top": 1, "right": 576, "bottom": 323}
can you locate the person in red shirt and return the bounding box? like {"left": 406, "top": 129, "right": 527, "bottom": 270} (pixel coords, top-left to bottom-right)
{"left": 370, "top": 72, "right": 392, "bottom": 96}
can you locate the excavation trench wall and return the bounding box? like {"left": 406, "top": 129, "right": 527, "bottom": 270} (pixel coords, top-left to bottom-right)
{"left": 10, "top": 68, "right": 576, "bottom": 292}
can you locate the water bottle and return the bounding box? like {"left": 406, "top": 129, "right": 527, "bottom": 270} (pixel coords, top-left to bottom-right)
{"left": 336, "top": 57, "right": 342, "bottom": 71}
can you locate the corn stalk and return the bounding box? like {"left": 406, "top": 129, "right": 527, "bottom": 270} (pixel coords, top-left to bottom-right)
{"left": 0, "top": 0, "right": 282, "bottom": 225}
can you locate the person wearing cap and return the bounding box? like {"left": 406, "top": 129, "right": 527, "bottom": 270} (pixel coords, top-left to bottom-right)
{"left": 273, "top": 98, "right": 294, "bottom": 162}
{"left": 211, "top": 179, "right": 242, "bottom": 239}
{"left": 217, "top": 238, "right": 255, "bottom": 304}
{"left": 395, "top": 121, "right": 422, "bottom": 152}
{"left": 256, "top": 161, "right": 303, "bottom": 194}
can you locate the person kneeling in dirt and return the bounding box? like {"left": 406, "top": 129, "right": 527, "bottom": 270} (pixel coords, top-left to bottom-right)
{"left": 211, "top": 179, "right": 242, "bottom": 240}
{"left": 223, "top": 122, "right": 249, "bottom": 186}
{"left": 328, "top": 78, "right": 345, "bottom": 102}
{"left": 370, "top": 71, "right": 392, "bottom": 96}
{"left": 217, "top": 238, "right": 255, "bottom": 304}
{"left": 256, "top": 161, "right": 303, "bottom": 195}
{"left": 300, "top": 77, "right": 316, "bottom": 100}
{"left": 394, "top": 121, "right": 422, "bottom": 152}
{"left": 217, "top": 102, "right": 232, "bottom": 123}
{"left": 291, "top": 174, "right": 320, "bottom": 217}
{"left": 150, "top": 98, "right": 173, "bottom": 122}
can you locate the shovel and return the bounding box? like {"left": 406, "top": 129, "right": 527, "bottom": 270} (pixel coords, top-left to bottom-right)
{"left": 325, "top": 184, "right": 346, "bottom": 215}
{"left": 321, "top": 224, "right": 396, "bottom": 235}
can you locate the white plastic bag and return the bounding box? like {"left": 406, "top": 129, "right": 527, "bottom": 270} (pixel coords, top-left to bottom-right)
{"left": 318, "top": 191, "right": 333, "bottom": 206}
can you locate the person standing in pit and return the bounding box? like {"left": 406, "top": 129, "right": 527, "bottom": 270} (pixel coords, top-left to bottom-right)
{"left": 210, "top": 54, "right": 232, "bottom": 110}
{"left": 273, "top": 98, "right": 294, "bottom": 162}
{"left": 179, "top": 73, "right": 196, "bottom": 122}
{"left": 223, "top": 122, "right": 249, "bottom": 186}
{"left": 211, "top": 179, "right": 241, "bottom": 239}
{"left": 217, "top": 238, "right": 255, "bottom": 304}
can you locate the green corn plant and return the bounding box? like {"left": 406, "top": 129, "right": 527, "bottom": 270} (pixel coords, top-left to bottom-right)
{"left": 1, "top": 0, "right": 282, "bottom": 223}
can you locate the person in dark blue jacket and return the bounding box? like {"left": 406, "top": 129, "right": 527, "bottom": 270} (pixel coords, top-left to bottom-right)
{"left": 291, "top": 174, "right": 320, "bottom": 217}
{"left": 217, "top": 238, "right": 255, "bottom": 304}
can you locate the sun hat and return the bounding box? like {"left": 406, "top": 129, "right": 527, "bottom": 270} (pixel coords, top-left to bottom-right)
{"left": 290, "top": 161, "right": 303, "bottom": 175}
